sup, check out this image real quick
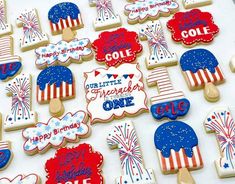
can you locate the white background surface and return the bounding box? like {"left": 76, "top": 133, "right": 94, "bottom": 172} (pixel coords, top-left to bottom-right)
{"left": 1, "top": 0, "right": 235, "bottom": 183}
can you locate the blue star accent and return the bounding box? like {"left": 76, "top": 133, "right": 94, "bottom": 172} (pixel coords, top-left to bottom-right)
{"left": 55, "top": 121, "right": 60, "bottom": 126}
{"left": 45, "top": 125, "right": 51, "bottom": 131}
{"left": 79, "top": 41, "right": 84, "bottom": 45}
{"left": 207, "top": 118, "right": 211, "bottom": 122}
{"left": 25, "top": 145, "right": 30, "bottom": 150}
{"left": 224, "top": 163, "right": 229, "bottom": 169}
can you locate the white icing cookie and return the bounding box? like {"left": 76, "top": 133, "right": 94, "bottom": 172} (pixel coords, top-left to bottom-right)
{"left": 5, "top": 74, "right": 37, "bottom": 131}
{"left": 89, "top": 0, "right": 121, "bottom": 31}
{"left": 0, "top": 0, "right": 12, "bottom": 36}
{"left": 107, "top": 121, "right": 156, "bottom": 184}
{"left": 84, "top": 63, "right": 148, "bottom": 124}
{"left": 139, "top": 21, "right": 177, "bottom": 69}
{"left": 183, "top": 0, "right": 212, "bottom": 9}
{"left": 0, "top": 174, "right": 40, "bottom": 184}
{"left": 35, "top": 38, "right": 93, "bottom": 68}
{"left": 16, "top": 9, "right": 49, "bottom": 52}
{"left": 23, "top": 111, "right": 90, "bottom": 155}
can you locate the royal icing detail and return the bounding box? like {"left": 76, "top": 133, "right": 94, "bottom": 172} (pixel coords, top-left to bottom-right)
{"left": 89, "top": 0, "right": 121, "bottom": 31}
{"left": 107, "top": 121, "right": 156, "bottom": 184}
{"left": 0, "top": 141, "right": 12, "bottom": 170}
{"left": 23, "top": 111, "right": 89, "bottom": 154}
{"left": 48, "top": 2, "right": 83, "bottom": 35}
{"left": 154, "top": 121, "right": 203, "bottom": 173}
{"left": 92, "top": 28, "right": 142, "bottom": 67}
{"left": 167, "top": 9, "right": 219, "bottom": 46}
{"left": 37, "top": 66, "right": 75, "bottom": 104}
{"left": 0, "top": 174, "right": 40, "bottom": 184}
{"left": 45, "top": 143, "right": 104, "bottom": 184}
{"left": 0, "top": 0, "right": 12, "bottom": 36}
{"left": 180, "top": 49, "right": 225, "bottom": 89}
{"left": 125, "top": 0, "right": 179, "bottom": 24}
{"left": 139, "top": 21, "right": 177, "bottom": 69}
{"left": 147, "top": 67, "right": 190, "bottom": 120}
{"left": 16, "top": 9, "right": 49, "bottom": 51}
{"left": 5, "top": 74, "right": 36, "bottom": 131}
{"left": 35, "top": 38, "right": 92, "bottom": 68}
{"left": 183, "top": 0, "right": 212, "bottom": 9}
{"left": 84, "top": 63, "right": 148, "bottom": 124}
{"left": 0, "top": 36, "right": 22, "bottom": 81}
{"left": 205, "top": 107, "right": 235, "bottom": 178}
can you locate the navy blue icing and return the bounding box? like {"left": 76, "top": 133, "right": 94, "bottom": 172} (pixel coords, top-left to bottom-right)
{"left": 37, "top": 66, "right": 73, "bottom": 91}
{"left": 0, "top": 149, "right": 11, "bottom": 169}
{"left": 0, "top": 62, "right": 22, "bottom": 81}
{"left": 151, "top": 98, "right": 190, "bottom": 120}
{"left": 180, "top": 49, "right": 219, "bottom": 73}
{"left": 48, "top": 2, "right": 80, "bottom": 24}
{"left": 154, "top": 121, "right": 198, "bottom": 158}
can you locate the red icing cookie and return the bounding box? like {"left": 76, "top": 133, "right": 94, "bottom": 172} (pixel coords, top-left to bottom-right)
{"left": 167, "top": 9, "right": 219, "bottom": 47}
{"left": 45, "top": 143, "right": 104, "bottom": 184}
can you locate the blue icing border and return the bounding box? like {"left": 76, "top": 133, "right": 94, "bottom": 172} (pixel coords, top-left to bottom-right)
{"left": 37, "top": 66, "right": 73, "bottom": 91}
{"left": 48, "top": 2, "right": 80, "bottom": 24}
{"left": 0, "top": 62, "right": 22, "bottom": 81}
{"left": 180, "top": 49, "right": 219, "bottom": 73}
{"left": 154, "top": 121, "right": 198, "bottom": 158}
{"left": 0, "top": 149, "right": 11, "bottom": 169}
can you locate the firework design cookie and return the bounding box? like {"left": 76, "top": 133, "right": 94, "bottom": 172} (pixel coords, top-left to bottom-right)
{"left": 107, "top": 121, "right": 156, "bottom": 184}
{"left": 23, "top": 111, "right": 90, "bottom": 155}
{"left": 0, "top": 174, "right": 40, "bottom": 184}
{"left": 125, "top": 0, "right": 179, "bottom": 24}
{"left": 167, "top": 9, "right": 219, "bottom": 47}
{"left": 204, "top": 107, "right": 235, "bottom": 178}
{"left": 139, "top": 21, "right": 177, "bottom": 69}
{"left": 5, "top": 74, "right": 37, "bottom": 131}
{"left": 16, "top": 9, "right": 49, "bottom": 52}
{"left": 180, "top": 49, "right": 225, "bottom": 102}
{"left": 147, "top": 67, "right": 190, "bottom": 120}
{"left": 84, "top": 63, "right": 148, "bottom": 124}
{"left": 45, "top": 143, "right": 104, "bottom": 184}
{"left": 92, "top": 28, "right": 142, "bottom": 67}
{"left": 0, "top": 36, "right": 22, "bottom": 81}
{"left": 0, "top": 0, "right": 12, "bottom": 36}
{"left": 89, "top": 0, "right": 121, "bottom": 31}
{"left": 183, "top": 0, "right": 212, "bottom": 9}
{"left": 48, "top": 2, "right": 83, "bottom": 35}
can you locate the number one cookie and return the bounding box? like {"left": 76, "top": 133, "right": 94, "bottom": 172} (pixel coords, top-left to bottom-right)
{"left": 89, "top": 0, "right": 121, "bottom": 31}
{"left": 139, "top": 21, "right": 177, "bottom": 69}
{"left": 16, "top": 9, "right": 49, "bottom": 52}
{"left": 107, "top": 121, "right": 156, "bottom": 184}
{"left": 204, "top": 107, "right": 235, "bottom": 178}
{"left": 183, "top": 0, "right": 212, "bottom": 9}
{"left": 0, "top": 0, "right": 12, "bottom": 36}
{"left": 5, "top": 74, "right": 36, "bottom": 131}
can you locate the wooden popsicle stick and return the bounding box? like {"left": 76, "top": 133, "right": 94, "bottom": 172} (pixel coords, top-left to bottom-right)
{"left": 204, "top": 82, "right": 220, "bottom": 102}
{"left": 49, "top": 98, "right": 64, "bottom": 117}
{"left": 177, "top": 168, "right": 195, "bottom": 184}
{"left": 62, "top": 28, "right": 76, "bottom": 42}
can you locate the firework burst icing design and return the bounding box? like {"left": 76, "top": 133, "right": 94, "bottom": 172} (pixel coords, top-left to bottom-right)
{"left": 205, "top": 107, "right": 235, "bottom": 178}
{"left": 139, "top": 21, "right": 177, "bottom": 69}
{"left": 4, "top": 74, "right": 36, "bottom": 131}
{"left": 107, "top": 121, "right": 156, "bottom": 184}
{"left": 0, "top": 0, "right": 12, "bottom": 36}
{"left": 16, "top": 9, "right": 49, "bottom": 51}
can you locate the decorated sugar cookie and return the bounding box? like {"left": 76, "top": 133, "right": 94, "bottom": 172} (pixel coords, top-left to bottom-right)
{"left": 0, "top": 174, "right": 40, "bottom": 184}
{"left": 155, "top": 121, "right": 203, "bottom": 183}
{"left": 125, "top": 0, "right": 179, "bottom": 24}
{"left": 204, "top": 107, "right": 235, "bottom": 178}
{"left": 167, "top": 9, "right": 219, "bottom": 47}
{"left": 84, "top": 63, "right": 148, "bottom": 124}
{"left": 0, "top": 0, "right": 12, "bottom": 36}
{"left": 37, "top": 66, "right": 75, "bottom": 117}
{"left": 16, "top": 9, "right": 49, "bottom": 52}
{"left": 107, "top": 121, "right": 156, "bottom": 184}
{"left": 48, "top": 2, "right": 84, "bottom": 35}
{"left": 0, "top": 36, "right": 22, "bottom": 81}
{"left": 183, "top": 0, "right": 212, "bottom": 9}
{"left": 23, "top": 111, "right": 90, "bottom": 155}
{"left": 89, "top": 0, "right": 121, "bottom": 31}
{"left": 92, "top": 28, "right": 142, "bottom": 67}
{"left": 139, "top": 21, "right": 177, "bottom": 69}
{"left": 5, "top": 74, "right": 37, "bottom": 131}
{"left": 147, "top": 67, "right": 190, "bottom": 120}
{"left": 45, "top": 143, "right": 104, "bottom": 184}
{"left": 180, "top": 49, "right": 225, "bottom": 102}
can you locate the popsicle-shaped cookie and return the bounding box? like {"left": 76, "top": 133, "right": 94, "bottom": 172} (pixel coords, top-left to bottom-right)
{"left": 154, "top": 121, "right": 203, "bottom": 184}
{"left": 183, "top": 0, "right": 212, "bottom": 9}
{"left": 180, "top": 49, "right": 225, "bottom": 102}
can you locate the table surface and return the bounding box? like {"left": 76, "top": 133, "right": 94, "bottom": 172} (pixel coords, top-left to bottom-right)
{"left": 1, "top": 0, "right": 235, "bottom": 183}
